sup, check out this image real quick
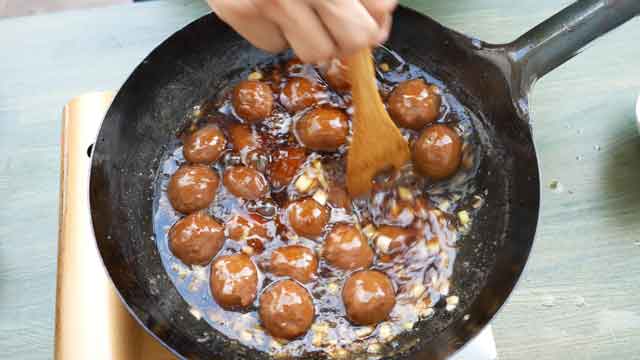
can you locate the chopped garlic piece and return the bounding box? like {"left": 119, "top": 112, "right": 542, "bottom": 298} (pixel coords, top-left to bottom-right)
{"left": 241, "top": 330, "right": 253, "bottom": 341}
{"left": 437, "top": 200, "right": 450, "bottom": 212}
{"left": 402, "top": 321, "right": 415, "bottom": 330}
{"left": 312, "top": 332, "right": 324, "bottom": 347}
{"left": 242, "top": 246, "right": 255, "bottom": 255}
{"left": 411, "top": 284, "right": 426, "bottom": 299}
{"left": 362, "top": 224, "right": 377, "bottom": 238}
{"left": 247, "top": 71, "right": 263, "bottom": 80}
{"left": 355, "top": 326, "right": 374, "bottom": 338}
{"left": 312, "top": 322, "right": 329, "bottom": 333}
{"left": 446, "top": 295, "right": 459, "bottom": 306}
{"left": 419, "top": 307, "right": 434, "bottom": 318}
{"left": 312, "top": 189, "right": 328, "bottom": 206}
{"left": 457, "top": 210, "right": 470, "bottom": 225}
{"left": 398, "top": 186, "right": 413, "bottom": 201}
{"left": 295, "top": 174, "right": 316, "bottom": 193}
{"left": 376, "top": 235, "right": 392, "bottom": 254}
{"left": 378, "top": 323, "right": 393, "bottom": 340}
{"left": 326, "top": 282, "right": 339, "bottom": 295}
{"left": 367, "top": 343, "right": 382, "bottom": 354}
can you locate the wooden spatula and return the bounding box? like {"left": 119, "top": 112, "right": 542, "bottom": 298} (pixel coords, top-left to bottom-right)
{"left": 346, "top": 49, "right": 411, "bottom": 196}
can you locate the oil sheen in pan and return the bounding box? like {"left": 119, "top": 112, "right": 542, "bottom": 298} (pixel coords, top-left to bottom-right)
{"left": 152, "top": 50, "right": 486, "bottom": 358}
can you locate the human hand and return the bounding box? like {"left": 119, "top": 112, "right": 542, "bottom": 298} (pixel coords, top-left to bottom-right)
{"left": 206, "top": 0, "right": 397, "bottom": 63}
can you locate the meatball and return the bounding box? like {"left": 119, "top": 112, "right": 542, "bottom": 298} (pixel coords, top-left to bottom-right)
{"left": 413, "top": 124, "right": 462, "bottom": 180}
{"left": 259, "top": 279, "right": 315, "bottom": 339}
{"left": 295, "top": 107, "right": 349, "bottom": 151}
{"left": 375, "top": 226, "right": 417, "bottom": 257}
{"left": 327, "top": 185, "right": 352, "bottom": 212}
{"left": 322, "top": 224, "right": 373, "bottom": 270}
{"left": 287, "top": 198, "right": 330, "bottom": 238}
{"left": 322, "top": 58, "right": 350, "bottom": 91}
{"left": 223, "top": 166, "right": 270, "bottom": 200}
{"left": 268, "top": 147, "right": 307, "bottom": 188}
{"left": 183, "top": 126, "right": 227, "bottom": 164}
{"left": 169, "top": 211, "right": 224, "bottom": 265}
{"left": 232, "top": 80, "right": 273, "bottom": 123}
{"left": 342, "top": 270, "right": 396, "bottom": 325}
{"left": 270, "top": 245, "right": 318, "bottom": 283}
{"left": 227, "top": 213, "right": 270, "bottom": 242}
{"left": 210, "top": 253, "right": 259, "bottom": 310}
{"left": 228, "top": 124, "right": 259, "bottom": 154}
{"left": 281, "top": 77, "right": 324, "bottom": 113}
{"left": 387, "top": 79, "right": 442, "bottom": 130}
{"left": 168, "top": 164, "right": 219, "bottom": 214}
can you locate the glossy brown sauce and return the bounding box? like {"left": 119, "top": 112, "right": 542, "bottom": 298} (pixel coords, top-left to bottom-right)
{"left": 154, "top": 49, "right": 484, "bottom": 358}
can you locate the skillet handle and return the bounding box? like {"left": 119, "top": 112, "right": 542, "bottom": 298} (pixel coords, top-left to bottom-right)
{"left": 509, "top": 0, "right": 640, "bottom": 90}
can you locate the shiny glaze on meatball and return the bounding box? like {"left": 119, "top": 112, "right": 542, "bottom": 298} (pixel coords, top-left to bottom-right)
{"left": 232, "top": 80, "right": 274, "bottom": 123}
{"left": 210, "top": 253, "right": 259, "bottom": 309}
{"left": 223, "top": 165, "right": 270, "bottom": 200}
{"left": 268, "top": 147, "right": 307, "bottom": 189}
{"left": 228, "top": 123, "right": 259, "bottom": 154}
{"left": 169, "top": 211, "right": 224, "bottom": 265}
{"left": 287, "top": 198, "right": 330, "bottom": 238}
{"left": 322, "top": 224, "right": 373, "bottom": 270}
{"left": 168, "top": 164, "right": 219, "bottom": 214}
{"left": 342, "top": 270, "right": 396, "bottom": 325}
{"left": 295, "top": 106, "right": 349, "bottom": 151}
{"left": 281, "top": 77, "right": 324, "bottom": 113}
{"left": 270, "top": 245, "right": 318, "bottom": 283}
{"left": 183, "top": 126, "right": 227, "bottom": 164}
{"left": 387, "top": 79, "right": 442, "bottom": 130}
{"left": 413, "top": 124, "right": 462, "bottom": 180}
{"left": 259, "top": 279, "right": 315, "bottom": 339}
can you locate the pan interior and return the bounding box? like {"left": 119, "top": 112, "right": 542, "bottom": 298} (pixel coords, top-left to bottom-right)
{"left": 90, "top": 8, "right": 539, "bottom": 360}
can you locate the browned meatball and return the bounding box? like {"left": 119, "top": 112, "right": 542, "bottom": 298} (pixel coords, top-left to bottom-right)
{"left": 210, "top": 253, "right": 258, "bottom": 310}
{"left": 322, "top": 58, "right": 350, "bottom": 91}
{"left": 227, "top": 213, "right": 270, "bottom": 242}
{"left": 387, "top": 79, "right": 442, "bottom": 130}
{"left": 342, "top": 270, "right": 396, "bottom": 325}
{"left": 322, "top": 224, "right": 373, "bottom": 270}
{"left": 375, "top": 226, "right": 417, "bottom": 257}
{"left": 259, "top": 279, "right": 315, "bottom": 339}
{"left": 268, "top": 147, "right": 307, "bottom": 188}
{"left": 232, "top": 80, "right": 273, "bottom": 123}
{"left": 413, "top": 124, "right": 462, "bottom": 180}
{"left": 281, "top": 77, "right": 324, "bottom": 113}
{"left": 223, "top": 166, "right": 270, "bottom": 200}
{"left": 168, "top": 164, "right": 219, "bottom": 214}
{"left": 287, "top": 198, "right": 330, "bottom": 238}
{"left": 295, "top": 107, "right": 349, "bottom": 151}
{"left": 169, "top": 211, "right": 224, "bottom": 265}
{"left": 228, "top": 124, "right": 258, "bottom": 153}
{"left": 270, "top": 245, "right": 318, "bottom": 283}
{"left": 183, "top": 126, "right": 227, "bottom": 164}
{"left": 327, "top": 185, "right": 352, "bottom": 212}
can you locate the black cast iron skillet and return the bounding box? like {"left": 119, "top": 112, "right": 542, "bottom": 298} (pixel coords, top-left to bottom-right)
{"left": 90, "top": 1, "right": 640, "bottom": 359}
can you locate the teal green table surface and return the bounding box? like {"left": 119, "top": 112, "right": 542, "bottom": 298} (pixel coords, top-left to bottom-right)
{"left": 1, "top": 0, "right": 639, "bottom": 359}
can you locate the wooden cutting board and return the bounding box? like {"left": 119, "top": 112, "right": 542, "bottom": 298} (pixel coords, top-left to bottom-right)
{"left": 55, "top": 91, "right": 176, "bottom": 360}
